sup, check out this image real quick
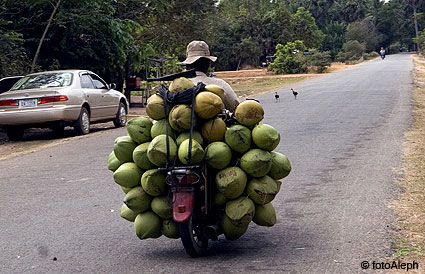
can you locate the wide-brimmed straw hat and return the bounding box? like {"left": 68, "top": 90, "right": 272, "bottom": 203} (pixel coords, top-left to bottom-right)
{"left": 177, "top": 40, "right": 217, "bottom": 65}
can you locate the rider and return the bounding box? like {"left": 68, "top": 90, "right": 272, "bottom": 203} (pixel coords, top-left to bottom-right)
{"left": 380, "top": 47, "right": 386, "bottom": 59}
{"left": 177, "top": 40, "right": 239, "bottom": 112}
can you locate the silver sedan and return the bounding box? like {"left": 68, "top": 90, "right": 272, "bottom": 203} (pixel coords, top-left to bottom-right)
{"left": 0, "top": 69, "right": 129, "bottom": 140}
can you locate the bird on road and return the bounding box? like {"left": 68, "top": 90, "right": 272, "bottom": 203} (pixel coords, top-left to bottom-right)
{"left": 291, "top": 88, "right": 298, "bottom": 99}
{"left": 275, "top": 92, "right": 280, "bottom": 102}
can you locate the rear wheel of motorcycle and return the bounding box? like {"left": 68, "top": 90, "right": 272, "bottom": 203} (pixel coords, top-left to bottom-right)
{"left": 179, "top": 216, "right": 208, "bottom": 257}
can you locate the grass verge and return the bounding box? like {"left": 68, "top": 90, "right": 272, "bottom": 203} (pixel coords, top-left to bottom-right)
{"left": 390, "top": 55, "right": 425, "bottom": 267}
{"left": 223, "top": 75, "right": 312, "bottom": 98}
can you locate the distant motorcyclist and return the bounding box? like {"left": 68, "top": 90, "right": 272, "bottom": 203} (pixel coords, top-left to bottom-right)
{"left": 380, "top": 47, "right": 386, "bottom": 59}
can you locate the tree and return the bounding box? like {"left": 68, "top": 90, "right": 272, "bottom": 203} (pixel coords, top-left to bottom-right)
{"left": 346, "top": 17, "right": 381, "bottom": 52}
{"left": 405, "top": 0, "right": 424, "bottom": 50}
{"left": 322, "top": 21, "right": 346, "bottom": 58}
{"left": 273, "top": 40, "right": 307, "bottom": 74}
{"left": 290, "top": 7, "right": 325, "bottom": 49}
{"left": 332, "top": 0, "right": 368, "bottom": 23}
{"left": 31, "top": 0, "right": 62, "bottom": 72}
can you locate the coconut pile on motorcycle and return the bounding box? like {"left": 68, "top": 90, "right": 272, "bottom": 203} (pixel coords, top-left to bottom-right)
{"left": 107, "top": 77, "right": 292, "bottom": 243}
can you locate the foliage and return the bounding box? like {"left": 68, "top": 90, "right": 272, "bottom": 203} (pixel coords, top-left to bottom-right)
{"left": 306, "top": 49, "right": 332, "bottom": 73}
{"left": 290, "top": 7, "right": 325, "bottom": 49}
{"left": 362, "top": 51, "right": 380, "bottom": 60}
{"left": 336, "top": 40, "right": 366, "bottom": 63}
{"left": 413, "top": 28, "right": 425, "bottom": 54}
{"left": 0, "top": 0, "right": 423, "bottom": 79}
{"left": 346, "top": 17, "right": 382, "bottom": 52}
{"left": 388, "top": 42, "right": 402, "bottom": 53}
{"left": 322, "top": 21, "right": 347, "bottom": 58}
{"left": 273, "top": 40, "right": 307, "bottom": 74}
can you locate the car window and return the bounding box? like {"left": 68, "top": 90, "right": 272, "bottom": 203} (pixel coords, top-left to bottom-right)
{"left": 89, "top": 74, "right": 107, "bottom": 89}
{"left": 80, "top": 74, "right": 95, "bottom": 89}
{"left": 0, "top": 76, "right": 23, "bottom": 94}
{"left": 11, "top": 73, "right": 73, "bottom": 90}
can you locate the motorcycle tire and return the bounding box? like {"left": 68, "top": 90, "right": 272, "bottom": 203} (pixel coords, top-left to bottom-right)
{"left": 179, "top": 216, "right": 208, "bottom": 257}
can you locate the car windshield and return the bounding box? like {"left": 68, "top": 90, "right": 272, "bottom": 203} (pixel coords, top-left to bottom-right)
{"left": 11, "top": 72, "right": 73, "bottom": 90}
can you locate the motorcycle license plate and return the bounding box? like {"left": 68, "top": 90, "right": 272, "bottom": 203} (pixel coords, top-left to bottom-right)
{"left": 19, "top": 99, "right": 37, "bottom": 108}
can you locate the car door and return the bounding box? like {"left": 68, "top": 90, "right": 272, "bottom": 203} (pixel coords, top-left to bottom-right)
{"left": 88, "top": 73, "right": 118, "bottom": 118}
{"left": 80, "top": 73, "right": 103, "bottom": 120}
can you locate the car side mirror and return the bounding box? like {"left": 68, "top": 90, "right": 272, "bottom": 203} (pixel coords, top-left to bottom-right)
{"left": 109, "top": 83, "right": 116, "bottom": 90}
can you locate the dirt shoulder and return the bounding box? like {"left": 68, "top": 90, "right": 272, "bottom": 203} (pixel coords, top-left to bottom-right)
{"left": 390, "top": 55, "right": 425, "bottom": 270}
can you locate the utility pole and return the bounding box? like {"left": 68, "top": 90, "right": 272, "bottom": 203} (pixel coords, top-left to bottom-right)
{"left": 30, "top": 0, "right": 62, "bottom": 73}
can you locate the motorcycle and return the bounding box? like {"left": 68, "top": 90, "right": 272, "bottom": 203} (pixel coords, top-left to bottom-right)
{"left": 148, "top": 71, "right": 227, "bottom": 257}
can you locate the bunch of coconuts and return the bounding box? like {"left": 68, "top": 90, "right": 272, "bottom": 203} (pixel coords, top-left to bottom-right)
{"left": 107, "top": 77, "right": 291, "bottom": 241}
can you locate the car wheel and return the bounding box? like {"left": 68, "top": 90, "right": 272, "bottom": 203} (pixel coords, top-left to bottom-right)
{"left": 113, "top": 102, "right": 127, "bottom": 128}
{"left": 74, "top": 107, "right": 90, "bottom": 135}
{"left": 6, "top": 127, "right": 24, "bottom": 141}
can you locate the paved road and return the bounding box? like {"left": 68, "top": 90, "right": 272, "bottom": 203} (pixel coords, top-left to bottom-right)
{"left": 0, "top": 54, "right": 413, "bottom": 274}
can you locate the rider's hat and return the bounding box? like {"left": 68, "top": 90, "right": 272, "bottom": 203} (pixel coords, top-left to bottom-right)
{"left": 177, "top": 41, "right": 217, "bottom": 65}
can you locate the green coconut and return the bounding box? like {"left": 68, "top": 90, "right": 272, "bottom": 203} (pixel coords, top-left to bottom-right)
{"left": 194, "top": 91, "right": 224, "bottom": 119}
{"left": 275, "top": 180, "right": 282, "bottom": 192}
{"left": 134, "top": 211, "right": 162, "bottom": 240}
{"left": 151, "top": 196, "right": 172, "bottom": 219}
{"left": 224, "top": 125, "right": 252, "bottom": 154}
{"left": 178, "top": 139, "right": 205, "bottom": 165}
{"left": 120, "top": 203, "right": 138, "bottom": 222}
{"left": 201, "top": 117, "right": 226, "bottom": 142}
{"left": 141, "top": 169, "right": 167, "bottom": 196}
{"left": 126, "top": 116, "right": 153, "bottom": 144}
{"left": 176, "top": 130, "right": 204, "bottom": 147}
{"left": 221, "top": 214, "right": 249, "bottom": 241}
{"left": 147, "top": 135, "right": 177, "bottom": 166}
{"left": 240, "top": 149, "right": 272, "bottom": 177}
{"left": 253, "top": 202, "right": 276, "bottom": 227}
{"left": 234, "top": 100, "right": 264, "bottom": 127}
{"left": 151, "top": 119, "right": 175, "bottom": 139}
{"left": 169, "top": 77, "right": 195, "bottom": 93}
{"left": 107, "top": 151, "right": 122, "bottom": 172}
{"left": 204, "top": 84, "right": 225, "bottom": 101}
{"left": 133, "top": 142, "right": 154, "bottom": 170}
{"left": 146, "top": 94, "right": 170, "bottom": 120}
{"left": 161, "top": 219, "right": 180, "bottom": 239}
{"left": 114, "top": 135, "right": 138, "bottom": 163}
{"left": 169, "top": 104, "right": 196, "bottom": 131}
{"left": 246, "top": 175, "right": 279, "bottom": 205}
{"left": 113, "top": 162, "right": 143, "bottom": 188}
{"left": 225, "top": 196, "right": 255, "bottom": 227}
{"left": 123, "top": 186, "right": 152, "bottom": 213}
{"left": 268, "top": 152, "right": 292, "bottom": 180}
{"left": 212, "top": 191, "right": 228, "bottom": 209}
{"left": 252, "top": 124, "right": 280, "bottom": 151}
{"left": 121, "top": 186, "right": 133, "bottom": 194}
{"left": 205, "top": 142, "right": 232, "bottom": 169}
{"left": 215, "top": 167, "right": 247, "bottom": 199}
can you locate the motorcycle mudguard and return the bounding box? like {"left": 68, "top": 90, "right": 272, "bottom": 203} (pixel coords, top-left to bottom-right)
{"left": 172, "top": 191, "right": 195, "bottom": 223}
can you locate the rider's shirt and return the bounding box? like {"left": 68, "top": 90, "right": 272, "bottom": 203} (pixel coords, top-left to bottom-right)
{"left": 189, "top": 71, "right": 239, "bottom": 112}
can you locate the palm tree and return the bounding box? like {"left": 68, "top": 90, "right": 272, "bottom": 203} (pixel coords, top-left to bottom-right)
{"left": 405, "top": 0, "right": 424, "bottom": 51}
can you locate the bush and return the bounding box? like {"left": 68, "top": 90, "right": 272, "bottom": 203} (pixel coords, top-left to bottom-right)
{"left": 335, "top": 40, "right": 366, "bottom": 64}
{"left": 388, "top": 42, "right": 401, "bottom": 54}
{"left": 273, "top": 40, "right": 307, "bottom": 74}
{"left": 307, "top": 50, "right": 331, "bottom": 73}
{"left": 363, "top": 51, "right": 380, "bottom": 60}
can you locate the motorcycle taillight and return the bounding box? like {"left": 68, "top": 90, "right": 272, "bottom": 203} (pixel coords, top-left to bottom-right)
{"left": 174, "top": 174, "right": 200, "bottom": 185}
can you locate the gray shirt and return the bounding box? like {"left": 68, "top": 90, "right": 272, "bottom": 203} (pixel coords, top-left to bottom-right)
{"left": 189, "top": 71, "right": 239, "bottom": 112}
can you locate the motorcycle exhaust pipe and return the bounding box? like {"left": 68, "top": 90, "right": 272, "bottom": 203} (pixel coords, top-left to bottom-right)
{"left": 204, "top": 225, "right": 222, "bottom": 240}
